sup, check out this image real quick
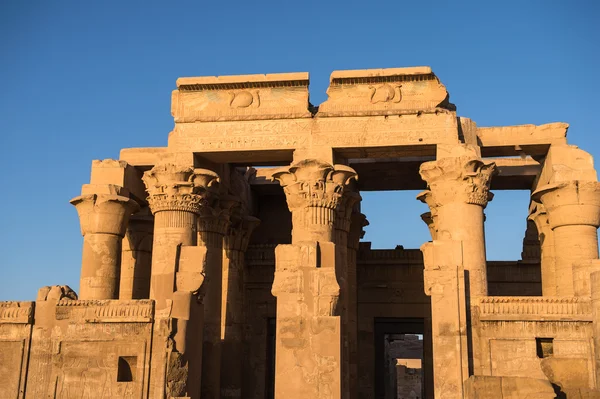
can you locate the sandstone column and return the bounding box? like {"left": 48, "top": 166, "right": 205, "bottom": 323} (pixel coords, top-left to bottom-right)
{"left": 528, "top": 201, "right": 557, "bottom": 296}
{"left": 199, "top": 195, "right": 234, "bottom": 399}
{"left": 421, "top": 240, "right": 469, "bottom": 399}
{"left": 271, "top": 159, "right": 357, "bottom": 399}
{"left": 119, "top": 207, "right": 154, "bottom": 299}
{"left": 143, "top": 163, "right": 220, "bottom": 399}
{"left": 533, "top": 181, "right": 600, "bottom": 296}
{"left": 71, "top": 184, "right": 139, "bottom": 300}
{"left": 220, "top": 214, "right": 260, "bottom": 399}
{"left": 418, "top": 149, "right": 496, "bottom": 298}
{"left": 418, "top": 146, "right": 495, "bottom": 386}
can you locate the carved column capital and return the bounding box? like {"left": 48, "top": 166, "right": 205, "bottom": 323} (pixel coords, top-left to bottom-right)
{"left": 224, "top": 215, "right": 260, "bottom": 252}
{"left": 142, "top": 163, "right": 220, "bottom": 215}
{"left": 419, "top": 156, "right": 497, "bottom": 208}
{"left": 532, "top": 180, "right": 600, "bottom": 228}
{"left": 70, "top": 190, "right": 139, "bottom": 237}
{"left": 272, "top": 159, "right": 358, "bottom": 211}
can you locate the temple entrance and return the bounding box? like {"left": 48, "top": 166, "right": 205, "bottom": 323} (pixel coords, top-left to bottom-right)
{"left": 375, "top": 318, "right": 425, "bottom": 399}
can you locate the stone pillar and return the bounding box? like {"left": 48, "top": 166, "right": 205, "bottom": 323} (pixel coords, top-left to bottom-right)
{"left": 528, "top": 201, "right": 557, "bottom": 296}
{"left": 421, "top": 240, "right": 469, "bottom": 399}
{"left": 119, "top": 207, "right": 154, "bottom": 299}
{"left": 199, "top": 195, "right": 234, "bottom": 399}
{"left": 271, "top": 159, "right": 357, "bottom": 399}
{"left": 533, "top": 181, "right": 600, "bottom": 296}
{"left": 220, "top": 214, "right": 260, "bottom": 399}
{"left": 418, "top": 151, "right": 496, "bottom": 298}
{"left": 347, "top": 212, "right": 367, "bottom": 399}
{"left": 143, "top": 163, "right": 220, "bottom": 399}
{"left": 71, "top": 184, "right": 139, "bottom": 300}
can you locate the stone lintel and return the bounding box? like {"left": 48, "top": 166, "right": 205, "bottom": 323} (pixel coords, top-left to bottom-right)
{"left": 172, "top": 72, "right": 311, "bottom": 123}
{"left": 119, "top": 147, "right": 168, "bottom": 167}
{"left": 319, "top": 66, "right": 454, "bottom": 117}
{"left": 478, "top": 122, "right": 568, "bottom": 157}
{"left": 167, "top": 111, "right": 459, "bottom": 155}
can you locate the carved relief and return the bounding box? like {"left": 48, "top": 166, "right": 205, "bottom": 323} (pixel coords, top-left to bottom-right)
{"left": 229, "top": 90, "right": 260, "bottom": 108}
{"left": 369, "top": 84, "right": 401, "bottom": 104}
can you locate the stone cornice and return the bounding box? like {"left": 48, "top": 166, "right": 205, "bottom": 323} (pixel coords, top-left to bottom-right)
{"left": 0, "top": 301, "right": 34, "bottom": 324}
{"left": 478, "top": 297, "right": 591, "bottom": 322}
{"left": 143, "top": 163, "right": 220, "bottom": 215}
{"left": 532, "top": 180, "right": 600, "bottom": 228}
{"left": 418, "top": 155, "right": 496, "bottom": 208}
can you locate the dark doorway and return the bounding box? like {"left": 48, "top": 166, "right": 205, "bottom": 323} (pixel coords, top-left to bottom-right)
{"left": 375, "top": 318, "right": 425, "bottom": 399}
{"left": 266, "top": 317, "right": 276, "bottom": 399}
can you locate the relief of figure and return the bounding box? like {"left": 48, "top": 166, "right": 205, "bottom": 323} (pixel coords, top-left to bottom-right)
{"left": 229, "top": 90, "right": 260, "bottom": 108}
{"left": 369, "top": 84, "right": 402, "bottom": 104}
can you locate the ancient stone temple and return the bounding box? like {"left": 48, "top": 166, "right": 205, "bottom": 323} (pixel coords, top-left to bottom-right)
{"left": 3, "top": 66, "right": 600, "bottom": 398}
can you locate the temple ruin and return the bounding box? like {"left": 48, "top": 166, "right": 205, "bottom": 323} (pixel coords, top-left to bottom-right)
{"left": 2, "top": 66, "right": 600, "bottom": 398}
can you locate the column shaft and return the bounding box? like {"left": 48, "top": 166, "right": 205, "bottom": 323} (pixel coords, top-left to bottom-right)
{"left": 554, "top": 225, "right": 599, "bottom": 295}
{"left": 80, "top": 233, "right": 122, "bottom": 299}
{"left": 150, "top": 210, "right": 196, "bottom": 301}
{"left": 437, "top": 203, "right": 488, "bottom": 297}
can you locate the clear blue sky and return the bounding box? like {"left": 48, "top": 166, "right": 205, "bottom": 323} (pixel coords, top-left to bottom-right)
{"left": 1, "top": 1, "right": 598, "bottom": 300}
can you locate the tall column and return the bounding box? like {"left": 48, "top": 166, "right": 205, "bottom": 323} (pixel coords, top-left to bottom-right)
{"left": 418, "top": 146, "right": 495, "bottom": 386}
{"left": 418, "top": 151, "right": 496, "bottom": 298}
{"left": 528, "top": 201, "right": 557, "bottom": 296}
{"left": 533, "top": 180, "right": 600, "bottom": 296}
{"left": 271, "top": 159, "right": 357, "bottom": 399}
{"left": 220, "top": 214, "right": 260, "bottom": 399}
{"left": 71, "top": 184, "right": 139, "bottom": 300}
{"left": 199, "top": 195, "right": 234, "bottom": 399}
{"left": 421, "top": 240, "right": 469, "bottom": 399}
{"left": 347, "top": 211, "right": 367, "bottom": 399}
{"left": 119, "top": 207, "right": 153, "bottom": 299}
{"left": 143, "top": 163, "right": 220, "bottom": 399}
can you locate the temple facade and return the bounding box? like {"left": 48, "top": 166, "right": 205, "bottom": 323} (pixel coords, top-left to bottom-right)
{"left": 2, "top": 66, "right": 600, "bottom": 398}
